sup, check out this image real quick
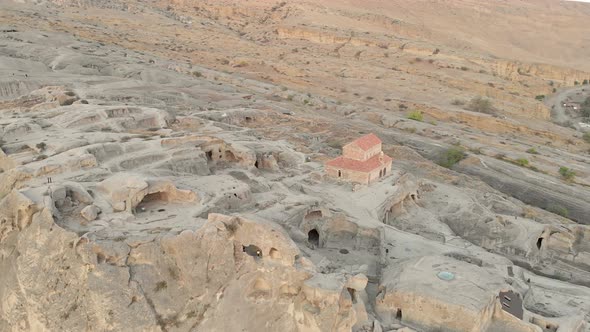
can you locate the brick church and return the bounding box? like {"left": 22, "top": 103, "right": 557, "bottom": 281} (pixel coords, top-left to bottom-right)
{"left": 325, "top": 133, "right": 392, "bottom": 185}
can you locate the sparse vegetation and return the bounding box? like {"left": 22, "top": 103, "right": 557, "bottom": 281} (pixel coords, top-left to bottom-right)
{"left": 558, "top": 166, "right": 576, "bottom": 182}
{"left": 36, "top": 142, "right": 47, "bottom": 150}
{"left": 467, "top": 96, "right": 495, "bottom": 114}
{"left": 398, "top": 103, "right": 408, "bottom": 110}
{"left": 574, "top": 81, "right": 580, "bottom": 86}
{"left": 154, "top": 281, "right": 168, "bottom": 292}
{"left": 584, "top": 79, "right": 589, "bottom": 85}
{"left": 547, "top": 204, "right": 569, "bottom": 218}
{"left": 451, "top": 99, "right": 465, "bottom": 106}
{"left": 515, "top": 158, "right": 529, "bottom": 167}
{"left": 192, "top": 71, "right": 202, "bottom": 78}
{"left": 460, "top": 66, "right": 469, "bottom": 71}
{"left": 438, "top": 146, "right": 466, "bottom": 168}
{"left": 432, "top": 48, "right": 440, "bottom": 55}
{"left": 526, "top": 148, "right": 539, "bottom": 154}
{"left": 583, "top": 132, "right": 590, "bottom": 143}
{"left": 407, "top": 111, "right": 424, "bottom": 122}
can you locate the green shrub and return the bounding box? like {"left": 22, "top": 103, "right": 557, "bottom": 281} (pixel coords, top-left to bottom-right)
{"left": 515, "top": 158, "right": 529, "bottom": 167}
{"left": 192, "top": 71, "right": 202, "bottom": 78}
{"left": 154, "top": 281, "right": 167, "bottom": 292}
{"left": 407, "top": 111, "right": 424, "bottom": 122}
{"left": 535, "top": 95, "right": 545, "bottom": 101}
{"left": 460, "top": 66, "right": 469, "bottom": 71}
{"left": 547, "top": 204, "right": 569, "bottom": 218}
{"left": 558, "top": 166, "right": 576, "bottom": 181}
{"left": 583, "top": 79, "right": 589, "bottom": 85}
{"left": 583, "top": 132, "right": 590, "bottom": 143}
{"left": 438, "top": 146, "right": 466, "bottom": 168}
{"left": 526, "top": 148, "right": 539, "bottom": 154}
{"left": 467, "top": 96, "right": 495, "bottom": 114}
{"left": 36, "top": 142, "right": 47, "bottom": 151}
{"left": 574, "top": 81, "right": 580, "bottom": 85}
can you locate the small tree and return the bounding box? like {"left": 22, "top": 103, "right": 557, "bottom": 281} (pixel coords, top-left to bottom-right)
{"left": 559, "top": 166, "right": 576, "bottom": 181}
{"left": 407, "top": 111, "right": 423, "bottom": 122}
{"left": 438, "top": 146, "right": 466, "bottom": 168}
{"left": 467, "top": 96, "right": 495, "bottom": 114}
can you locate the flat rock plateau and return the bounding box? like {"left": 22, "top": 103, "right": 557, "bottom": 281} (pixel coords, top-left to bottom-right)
{"left": 1, "top": 0, "right": 590, "bottom": 331}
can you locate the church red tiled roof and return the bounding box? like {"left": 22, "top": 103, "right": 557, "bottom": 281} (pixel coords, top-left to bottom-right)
{"left": 326, "top": 153, "right": 392, "bottom": 172}
{"left": 346, "top": 133, "right": 382, "bottom": 151}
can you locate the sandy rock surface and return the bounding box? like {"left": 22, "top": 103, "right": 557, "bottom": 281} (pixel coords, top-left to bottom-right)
{"left": 1, "top": 1, "right": 590, "bottom": 331}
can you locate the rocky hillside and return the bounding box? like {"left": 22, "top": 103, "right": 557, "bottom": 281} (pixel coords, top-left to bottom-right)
{"left": 1, "top": 0, "right": 590, "bottom": 331}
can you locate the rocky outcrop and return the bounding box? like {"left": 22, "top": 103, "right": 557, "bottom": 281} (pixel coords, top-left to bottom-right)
{"left": 0, "top": 207, "right": 361, "bottom": 331}
{"left": 96, "top": 173, "right": 197, "bottom": 212}
{"left": 492, "top": 61, "right": 590, "bottom": 86}
{"left": 375, "top": 256, "right": 539, "bottom": 332}
{"left": 80, "top": 204, "right": 100, "bottom": 221}
{"left": 456, "top": 156, "right": 590, "bottom": 225}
